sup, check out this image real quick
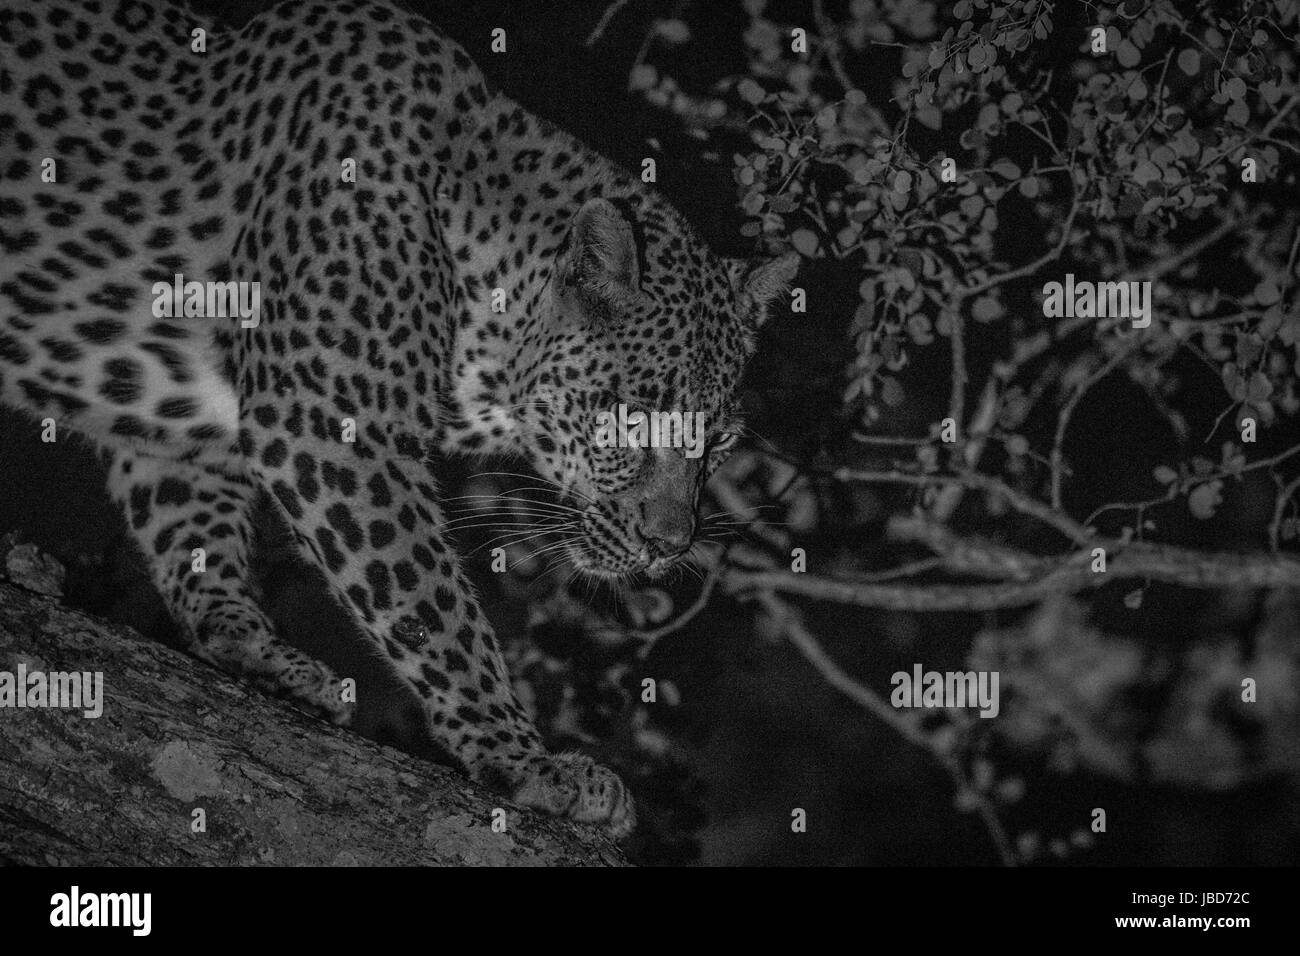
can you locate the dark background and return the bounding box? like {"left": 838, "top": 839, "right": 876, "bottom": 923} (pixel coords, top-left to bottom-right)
{"left": 2, "top": 0, "right": 1297, "bottom": 866}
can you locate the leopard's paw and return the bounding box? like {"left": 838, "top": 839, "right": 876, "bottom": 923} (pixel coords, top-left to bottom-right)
{"left": 509, "top": 752, "right": 635, "bottom": 839}
{"left": 193, "top": 635, "right": 355, "bottom": 726}
{"left": 276, "top": 658, "right": 355, "bottom": 727}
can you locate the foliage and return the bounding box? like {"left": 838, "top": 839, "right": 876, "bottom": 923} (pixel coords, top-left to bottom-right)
{"left": 536, "top": 0, "right": 1300, "bottom": 864}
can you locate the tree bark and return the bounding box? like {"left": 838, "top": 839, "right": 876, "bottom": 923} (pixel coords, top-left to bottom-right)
{"left": 0, "top": 580, "right": 626, "bottom": 867}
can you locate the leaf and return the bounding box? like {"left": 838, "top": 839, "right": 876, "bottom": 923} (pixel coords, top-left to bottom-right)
{"left": 1247, "top": 371, "right": 1273, "bottom": 404}
{"left": 1153, "top": 465, "right": 1178, "bottom": 485}
{"left": 898, "top": 248, "right": 924, "bottom": 274}
{"left": 1123, "top": 588, "right": 1144, "bottom": 609}
{"left": 1254, "top": 278, "right": 1282, "bottom": 306}
{"left": 996, "top": 778, "right": 1025, "bottom": 804}
{"left": 971, "top": 295, "right": 1004, "bottom": 322}
{"left": 737, "top": 78, "right": 766, "bottom": 105}
{"left": 880, "top": 376, "right": 905, "bottom": 407}
{"left": 1177, "top": 49, "right": 1200, "bottom": 76}
{"left": 654, "top": 19, "right": 690, "bottom": 44}
{"left": 791, "top": 229, "right": 819, "bottom": 257}
{"left": 1188, "top": 480, "right": 1223, "bottom": 520}
{"left": 629, "top": 64, "right": 658, "bottom": 91}
{"left": 991, "top": 160, "right": 1021, "bottom": 179}
{"left": 1132, "top": 160, "right": 1161, "bottom": 186}
{"left": 907, "top": 313, "right": 933, "bottom": 345}
{"left": 1117, "top": 41, "right": 1140, "bottom": 68}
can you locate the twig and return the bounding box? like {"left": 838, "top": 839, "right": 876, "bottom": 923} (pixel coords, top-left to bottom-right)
{"left": 832, "top": 467, "right": 1092, "bottom": 544}
{"left": 930, "top": 377, "right": 998, "bottom": 523}
{"left": 1196, "top": 91, "right": 1300, "bottom": 172}
{"left": 586, "top": 0, "right": 633, "bottom": 46}
{"left": 755, "top": 592, "right": 1016, "bottom": 866}
{"left": 632, "top": 563, "right": 721, "bottom": 657}
{"left": 1086, "top": 438, "right": 1300, "bottom": 527}
{"left": 955, "top": 185, "right": 1080, "bottom": 301}
{"left": 948, "top": 310, "right": 968, "bottom": 466}
{"left": 1269, "top": 474, "right": 1300, "bottom": 552}
{"left": 727, "top": 539, "right": 1300, "bottom": 612}
{"left": 1050, "top": 343, "right": 1138, "bottom": 511}
{"left": 1140, "top": 212, "right": 1254, "bottom": 283}
{"left": 812, "top": 0, "right": 856, "bottom": 94}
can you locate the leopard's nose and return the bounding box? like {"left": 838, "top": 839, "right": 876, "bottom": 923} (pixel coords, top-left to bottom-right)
{"left": 639, "top": 515, "right": 692, "bottom": 558}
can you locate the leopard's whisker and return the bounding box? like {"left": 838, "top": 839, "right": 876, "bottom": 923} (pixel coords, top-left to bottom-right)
{"left": 464, "top": 471, "right": 597, "bottom": 506}
{"left": 474, "top": 525, "right": 577, "bottom": 550}
{"left": 465, "top": 529, "right": 559, "bottom": 556}
{"left": 442, "top": 492, "right": 589, "bottom": 516}
{"left": 436, "top": 516, "right": 557, "bottom": 530}
{"left": 438, "top": 512, "right": 573, "bottom": 528}
{"left": 509, "top": 539, "right": 582, "bottom": 572}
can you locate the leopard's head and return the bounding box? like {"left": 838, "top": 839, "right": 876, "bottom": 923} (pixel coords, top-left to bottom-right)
{"left": 515, "top": 196, "right": 797, "bottom": 579}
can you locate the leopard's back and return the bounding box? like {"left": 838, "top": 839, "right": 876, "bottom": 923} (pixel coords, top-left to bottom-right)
{"left": 0, "top": 0, "right": 246, "bottom": 446}
{"left": 0, "top": 0, "right": 488, "bottom": 452}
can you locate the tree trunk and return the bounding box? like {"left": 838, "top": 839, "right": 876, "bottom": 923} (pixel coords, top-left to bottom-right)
{"left": 0, "top": 578, "right": 626, "bottom": 867}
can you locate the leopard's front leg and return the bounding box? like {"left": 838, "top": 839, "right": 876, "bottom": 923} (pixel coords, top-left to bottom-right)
{"left": 243, "top": 415, "right": 634, "bottom": 837}
{"left": 103, "top": 449, "right": 352, "bottom": 725}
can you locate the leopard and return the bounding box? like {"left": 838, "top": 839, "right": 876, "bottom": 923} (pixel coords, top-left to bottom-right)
{"left": 0, "top": 0, "right": 797, "bottom": 838}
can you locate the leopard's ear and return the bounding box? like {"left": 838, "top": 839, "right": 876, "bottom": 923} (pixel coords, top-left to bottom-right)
{"left": 558, "top": 197, "right": 640, "bottom": 315}
{"left": 727, "top": 252, "right": 799, "bottom": 330}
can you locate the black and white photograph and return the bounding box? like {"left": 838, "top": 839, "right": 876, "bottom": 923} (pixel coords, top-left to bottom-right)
{"left": 0, "top": 0, "right": 1295, "bottom": 928}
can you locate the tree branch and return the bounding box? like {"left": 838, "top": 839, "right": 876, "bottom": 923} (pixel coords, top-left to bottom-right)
{"left": 751, "top": 591, "right": 1016, "bottom": 865}
{"left": 727, "top": 538, "right": 1300, "bottom": 613}
{"left": 0, "top": 582, "right": 625, "bottom": 866}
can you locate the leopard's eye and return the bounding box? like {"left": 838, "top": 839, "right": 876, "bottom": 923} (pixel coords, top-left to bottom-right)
{"left": 706, "top": 432, "right": 739, "bottom": 469}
